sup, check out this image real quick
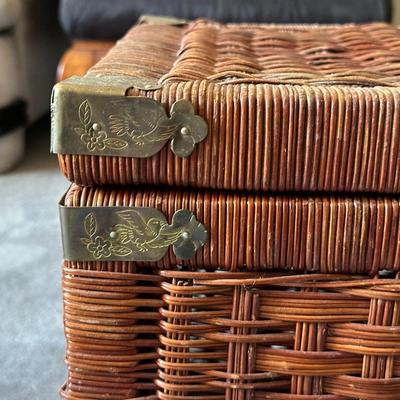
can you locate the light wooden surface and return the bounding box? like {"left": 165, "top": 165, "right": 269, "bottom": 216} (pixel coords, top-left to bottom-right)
{"left": 56, "top": 41, "right": 114, "bottom": 82}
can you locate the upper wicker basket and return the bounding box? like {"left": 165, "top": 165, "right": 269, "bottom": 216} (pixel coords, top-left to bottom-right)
{"left": 53, "top": 19, "right": 400, "bottom": 192}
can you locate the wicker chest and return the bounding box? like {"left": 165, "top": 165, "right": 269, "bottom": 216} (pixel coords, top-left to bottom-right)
{"left": 52, "top": 19, "right": 400, "bottom": 400}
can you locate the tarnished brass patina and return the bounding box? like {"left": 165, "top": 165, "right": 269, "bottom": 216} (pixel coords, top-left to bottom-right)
{"left": 138, "top": 14, "right": 188, "bottom": 25}
{"left": 59, "top": 202, "right": 208, "bottom": 262}
{"left": 51, "top": 75, "right": 208, "bottom": 158}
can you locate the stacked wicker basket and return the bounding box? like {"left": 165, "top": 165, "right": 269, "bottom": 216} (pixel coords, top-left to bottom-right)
{"left": 52, "top": 19, "right": 400, "bottom": 400}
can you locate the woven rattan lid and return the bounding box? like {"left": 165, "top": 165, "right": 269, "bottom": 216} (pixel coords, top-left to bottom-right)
{"left": 54, "top": 20, "right": 400, "bottom": 192}
{"left": 91, "top": 20, "right": 400, "bottom": 87}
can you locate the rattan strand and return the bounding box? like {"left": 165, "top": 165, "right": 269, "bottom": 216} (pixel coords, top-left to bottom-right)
{"left": 59, "top": 21, "right": 400, "bottom": 191}
{"left": 60, "top": 264, "right": 400, "bottom": 399}
{"left": 60, "top": 263, "right": 162, "bottom": 400}
{"left": 64, "top": 184, "right": 400, "bottom": 275}
{"left": 156, "top": 270, "right": 400, "bottom": 400}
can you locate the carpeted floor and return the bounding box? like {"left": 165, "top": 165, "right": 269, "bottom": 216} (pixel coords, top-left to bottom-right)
{"left": 0, "top": 117, "right": 67, "bottom": 399}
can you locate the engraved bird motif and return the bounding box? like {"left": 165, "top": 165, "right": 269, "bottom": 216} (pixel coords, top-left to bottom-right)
{"left": 108, "top": 100, "right": 179, "bottom": 146}
{"left": 114, "top": 210, "right": 184, "bottom": 253}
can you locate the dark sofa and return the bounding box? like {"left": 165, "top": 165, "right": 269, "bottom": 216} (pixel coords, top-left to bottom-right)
{"left": 60, "top": 0, "right": 392, "bottom": 40}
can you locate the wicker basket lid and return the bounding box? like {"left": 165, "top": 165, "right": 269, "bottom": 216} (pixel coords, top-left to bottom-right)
{"left": 53, "top": 19, "right": 400, "bottom": 193}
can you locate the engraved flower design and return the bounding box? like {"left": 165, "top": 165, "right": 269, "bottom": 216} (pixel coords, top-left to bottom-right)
{"left": 75, "top": 99, "right": 128, "bottom": 152}
{"left": 169, "top": 100, "right": 208, "bottom": 157}
{"left": 81, "top": 212, "right": 133, "bottom": 260}
{"left": 168, "top": 209, "right": 208, "bottom": 259}
{"left": 87, "top": 236, "right": 112, "bottom": 259}
{"left": 81, "top": 123, "right": 107, "bottom": 151}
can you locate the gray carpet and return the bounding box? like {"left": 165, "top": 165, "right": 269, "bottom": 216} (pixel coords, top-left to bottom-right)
{"left": 0, "top": 118, "right": 67, "bottom": 399}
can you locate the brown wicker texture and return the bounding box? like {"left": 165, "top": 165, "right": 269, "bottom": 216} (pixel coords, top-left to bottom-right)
{"left": 157, "top": 270, "right": 400, "bottom": 400}
{"left": 59, "top": 20, "right": 400, "bottom": 192}
{"left": 59, "top": 265, "right": 400, "bottom": 399}
{"left": 60, "top": 262, "right": 162, "bottom": 400}
{"left": 64, "top": 184, "right": 400, "bottom": 275}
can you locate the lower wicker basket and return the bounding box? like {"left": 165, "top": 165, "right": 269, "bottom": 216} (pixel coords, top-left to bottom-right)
{"left": 60, "top": 262, "right": 400, "bottom": 400}
{"left": 63, "top": 184, "right": 400, "bottom": 275}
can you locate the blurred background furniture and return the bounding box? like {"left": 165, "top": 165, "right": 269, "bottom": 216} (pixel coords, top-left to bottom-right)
{"left": 0, "top": 0, "right": 25, "bottom": 172}
{"left": 57, "top": 0, "right": 392, "bottom": 81}
{"left": 57, "top": 40, "right": 113, "bottom": 82}
{"left": 60, "top": 0, "right": 392, "bottom": 40}
{"left": 0, "top": 0, "right": 67, "bottom": 172}
{"left": 15, "top": 0, "right": 67, "bottom": 122}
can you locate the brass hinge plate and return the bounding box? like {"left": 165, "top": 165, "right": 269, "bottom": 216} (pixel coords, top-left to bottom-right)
{"left": 59, "top": 202, "right": 208, "bottom": 262}
{"left": 51, "top": 75, "right": 208, "bottom": 158}
{"left": 138, "top": 14, "right": 188, "bottom": 26}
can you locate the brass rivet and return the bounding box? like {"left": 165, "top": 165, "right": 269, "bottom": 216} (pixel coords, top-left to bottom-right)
{"left": 182, "top": 231, "right": 191, "bottom": 240}
{"left": 180, "top": 126, "right": 189, "bottom": 135}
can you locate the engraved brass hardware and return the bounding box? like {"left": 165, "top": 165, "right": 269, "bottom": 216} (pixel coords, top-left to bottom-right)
{"left": 59, "top": 203, "right": 208, "bottom": 262}
{"left": 138, "top": 14, "right": 188, "bottom": 26}
{"left": 51, "top": 75, "right": 208, "bottom": 158}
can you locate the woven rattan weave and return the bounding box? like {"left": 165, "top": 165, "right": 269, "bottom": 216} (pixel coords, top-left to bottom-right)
{"left": 60, "top": 264, "right": 161, "bottom": 400}
{"left": 60, "top": 264, "right": 400, "bottom": 400}
{"left": 57, "top": 19, "right": 400, "bottom": 400}
{"left": 64, "top": 184, "right": 400, "bottom": 274}
{"left": 58, "top": 20, "right": 400, "bottom": 192}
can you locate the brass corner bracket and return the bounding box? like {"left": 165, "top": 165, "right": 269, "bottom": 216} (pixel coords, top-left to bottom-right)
{"left": 138, "top": 14, "right": 188, "bottom": 26}
{"left": 51, "top": 75, "right": 208, "bottom": 158}
{"left": 60, "top": 203, "right": 208, "bottom": 262}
